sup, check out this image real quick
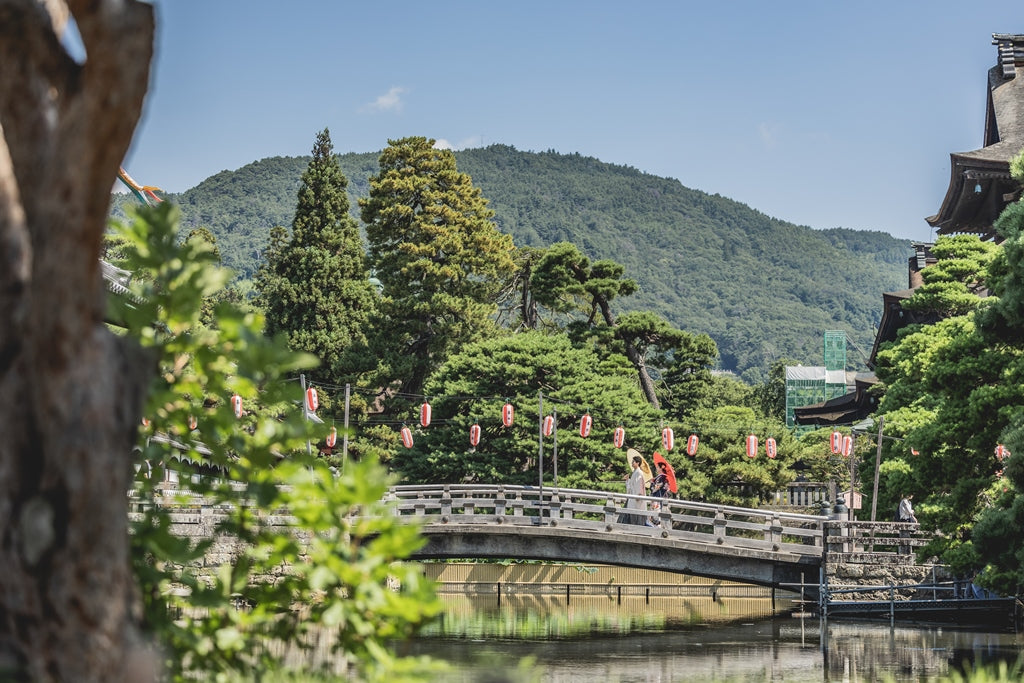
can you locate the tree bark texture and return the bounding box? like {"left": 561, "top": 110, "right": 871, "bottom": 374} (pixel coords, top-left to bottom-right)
{"left": 0, "top": 1, "right": 156, "bottom": 680}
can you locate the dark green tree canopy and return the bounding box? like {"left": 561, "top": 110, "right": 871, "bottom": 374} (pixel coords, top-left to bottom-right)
{"left": 530, "top": 242, "right": 700, "bottom": 409}
{"left": 901, "top": 235, "right": 999, "bottom": 318}
{"left": 360, "top": 136, "right": 516, "bottom": 399}
{"left": 870, "top": 171, "right": 1024, "bottom": 590}
{"left": 398, "top": 331, "right": 662, "bottom": 488}
{"left": 258, "top": 128, "right": 377, "bottom": 382}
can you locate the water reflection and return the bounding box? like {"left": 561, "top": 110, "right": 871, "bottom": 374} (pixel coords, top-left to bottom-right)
{"left": 400, "top": 594, "right": 1024, "bottom": 682}
{"left": 422, "top": 592, "right": 794, "bottom": 639}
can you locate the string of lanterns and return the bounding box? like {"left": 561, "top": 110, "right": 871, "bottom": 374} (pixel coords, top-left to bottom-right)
{"left": 143, "top": 390, "right": 789, "bottom": 459}
{"left": 386, "top": 398, "right": 790, "bottom": 459}
{"left": 294, "top": 384, "right": 790, "bottom": 458}
{"left": 143, "top": 386, "right": 1012, "bottom": 469}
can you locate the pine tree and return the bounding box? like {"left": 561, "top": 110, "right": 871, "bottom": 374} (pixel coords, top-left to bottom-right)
{"left": 530, "top": 242, "right": 664, "bottom": 409}
{"left": 259, "top": 128, "right": 376, "bottom": 382}
{"left": 360, "top": 136, "right": 516, "bottom": 399}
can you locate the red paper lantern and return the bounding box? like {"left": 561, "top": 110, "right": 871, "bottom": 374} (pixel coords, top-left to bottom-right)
{"left": 686, "top": 434, "right": 699, "bottom": 456}
{"left": 579, "top": 413, "right": 592, "bottom": 438}
{"left": 420, "top": 401, "right": 432, "bottom": 427}
{"left": 830, "top": 430, "right": 842, "bottom": 454}
{"left": 765, "top": 437, "right": 777, "bottom": 459}
{"left": 841, "top": 435, "right": 853, "bottom": 458}
{"left": 613, "top": 426, "right": 626, "bottom": 448}
{"left": 502, "top": 402, "right": 515, "bottom": 427}
{"left": 662, "top": 427, "right": 674, "bottom": 452}
{"left": 469, "top": 423, "right": 481, "bottom": 447}
{"left": 400, "top": 426, "right": 414, "bottom": 448}
{"left": 543, "top": 415, "right": 555, "bottom": 437}
{"left": 305, "top": 387, "right": 318, "bottom": 412}
{"left": 746, "top": 434, "right": 758, "bottom": 458}
{"left": 326, "top": 426, "right": 337, "bottom": 448}
{"left": 231, "top": 394, "right": 243, "bottom": 418}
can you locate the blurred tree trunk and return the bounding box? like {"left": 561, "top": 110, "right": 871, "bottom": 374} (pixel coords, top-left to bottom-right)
{"left": 0, "top": 1, "right": 155, "bottom": 680}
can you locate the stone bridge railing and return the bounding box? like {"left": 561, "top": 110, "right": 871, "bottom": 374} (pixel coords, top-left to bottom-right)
{"left": 129, "top": 483, "right": 936, "bottom": 598}
{"left": 385, "top": 484, "right": 827, "bottom": 559}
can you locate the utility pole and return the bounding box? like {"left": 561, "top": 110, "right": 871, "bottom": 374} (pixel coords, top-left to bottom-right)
{"left": 870, "top": 415, "right": 885, "bottom": 522}
{"left": 552, "top": 407, "right": 559, "bottom": 487}
{"left": 537, "top": 390, "right": 544, "bottom": 494}
{"left": 342, "top": 383, "right": 350, "bottom": 473}
{"left": 300, "top": 373, "right": 313, "bottom": 482}
{"left": 537, "top": 390, "right": 544, "bottom": 520}
{"left": 300, "top": 374, "right": 312, "bottom": 458}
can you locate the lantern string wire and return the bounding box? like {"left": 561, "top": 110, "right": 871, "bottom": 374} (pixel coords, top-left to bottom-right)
{"left": 267, "top": 376, "right": 886, "bottom": 442}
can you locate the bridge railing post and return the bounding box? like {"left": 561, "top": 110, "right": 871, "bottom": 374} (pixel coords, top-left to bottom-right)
{"left": 825, "top": 520, "right": 852, "bottom": 555}
{"left": 768, "top": 514, "right": 783, "bottom": 546}
{"left": 547, "top": 494, "right": 562, "bottom": 521}
{"left": 602, "top": 498, "right": 615, "bottom": 525}
{"left": 510, "top": 491, "right": 526, "bottom": 517}
{"left": 440, "top": 486, "right": 452, "bottom": 518}
{"left": 713, "top": 509, "right": 727, "bottom": 542}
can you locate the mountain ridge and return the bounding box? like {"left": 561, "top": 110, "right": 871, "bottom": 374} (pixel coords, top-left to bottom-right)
{"left": 123, "top": 144, "right": 909, "bottom": 380}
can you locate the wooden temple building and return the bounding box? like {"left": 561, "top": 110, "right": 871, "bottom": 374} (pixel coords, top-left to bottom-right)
{"left": 927, "top": 33, "right": 1024, "bottom": 239}
{"left": 795, "top": 33, "right": 1024, "bottom": 428}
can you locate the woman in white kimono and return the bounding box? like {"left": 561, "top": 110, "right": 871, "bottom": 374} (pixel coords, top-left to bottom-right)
{"left": 619, "top": 455, "right": 648, "bottom": 525}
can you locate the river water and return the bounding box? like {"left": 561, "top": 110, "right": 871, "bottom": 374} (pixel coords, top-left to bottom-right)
{"left": 398, "top": 593, "right": 1024, "bottom": 682}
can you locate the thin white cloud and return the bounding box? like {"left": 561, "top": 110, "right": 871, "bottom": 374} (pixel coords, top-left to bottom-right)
{"left": 365, "top": 86, "right": 406, "bottom": 113}
{"left": 433, "top": 135, "right": 482, "bottom": 151}
{"left": 758, "top": 122, "right": 780, "bottom": 149}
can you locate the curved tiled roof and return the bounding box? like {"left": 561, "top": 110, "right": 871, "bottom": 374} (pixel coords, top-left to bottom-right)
{"left": 928, "top": 34, "right": 1024, "bottom": 236}
{"left": 101, "top": 259, "right": 133, "bottom": 297}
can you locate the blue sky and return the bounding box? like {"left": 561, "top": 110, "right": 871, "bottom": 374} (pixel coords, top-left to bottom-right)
{"left": 121, "top": 1, "right": 1021, "bottom": 243}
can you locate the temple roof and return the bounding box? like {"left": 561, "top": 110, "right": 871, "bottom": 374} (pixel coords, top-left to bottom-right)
{"left": 927, "top": 34, "right": 1024, "bottom": 237}
{"left": 793, "top": 374, "right": 879, "bottom": 427}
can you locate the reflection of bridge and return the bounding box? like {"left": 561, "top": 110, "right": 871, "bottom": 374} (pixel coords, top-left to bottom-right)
{"left": 386, "top": 485, "right": 829, "bottom": 597}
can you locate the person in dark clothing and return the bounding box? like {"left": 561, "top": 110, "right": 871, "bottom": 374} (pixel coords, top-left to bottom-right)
{"left": 647, "top": 461, "right": 670, "bottom": 526}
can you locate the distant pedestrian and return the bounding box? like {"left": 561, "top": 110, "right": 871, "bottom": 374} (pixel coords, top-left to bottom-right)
{"left": 647, "top": 460, "right": 670, "bottom": 526}
{"left": 650, "top": 461, "right": 670, "bottom": 499}
{"left": 618, "top": 455, "right": 648, "bottom": 525}
{"left": 896, "top": 493, "right": 917, "bottom": 556}
{"left": 897, "top": 494, "right": 917, "bottom": 523}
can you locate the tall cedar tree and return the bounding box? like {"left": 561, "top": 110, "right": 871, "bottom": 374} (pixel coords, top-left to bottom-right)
{"left": 259, "top": 129, "right": 376, "bottom": 382}
{"left": 360, "top": 136, "right": 516, "bottom": 400}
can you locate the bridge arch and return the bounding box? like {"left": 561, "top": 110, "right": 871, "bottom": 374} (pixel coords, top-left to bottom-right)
{"left": 388, "top": 484, "right": 825, "bottom": 596}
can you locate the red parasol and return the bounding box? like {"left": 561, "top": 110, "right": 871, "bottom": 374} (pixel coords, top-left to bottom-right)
{"left": 652, "top": 451, "right": 677, "bottom": 494}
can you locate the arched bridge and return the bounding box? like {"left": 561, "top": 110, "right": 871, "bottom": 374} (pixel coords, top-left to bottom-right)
{"left": 385, "top": 484, "right": 829, "bottom": 597}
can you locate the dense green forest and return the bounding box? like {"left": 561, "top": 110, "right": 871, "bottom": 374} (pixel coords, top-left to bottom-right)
{"left": 113, "top": 145, "right": 909, "bottom": 380}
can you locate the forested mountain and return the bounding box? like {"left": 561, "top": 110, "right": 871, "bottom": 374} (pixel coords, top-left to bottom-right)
{"left": 117, "top": 145, "right": 909, "bottom": 380}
